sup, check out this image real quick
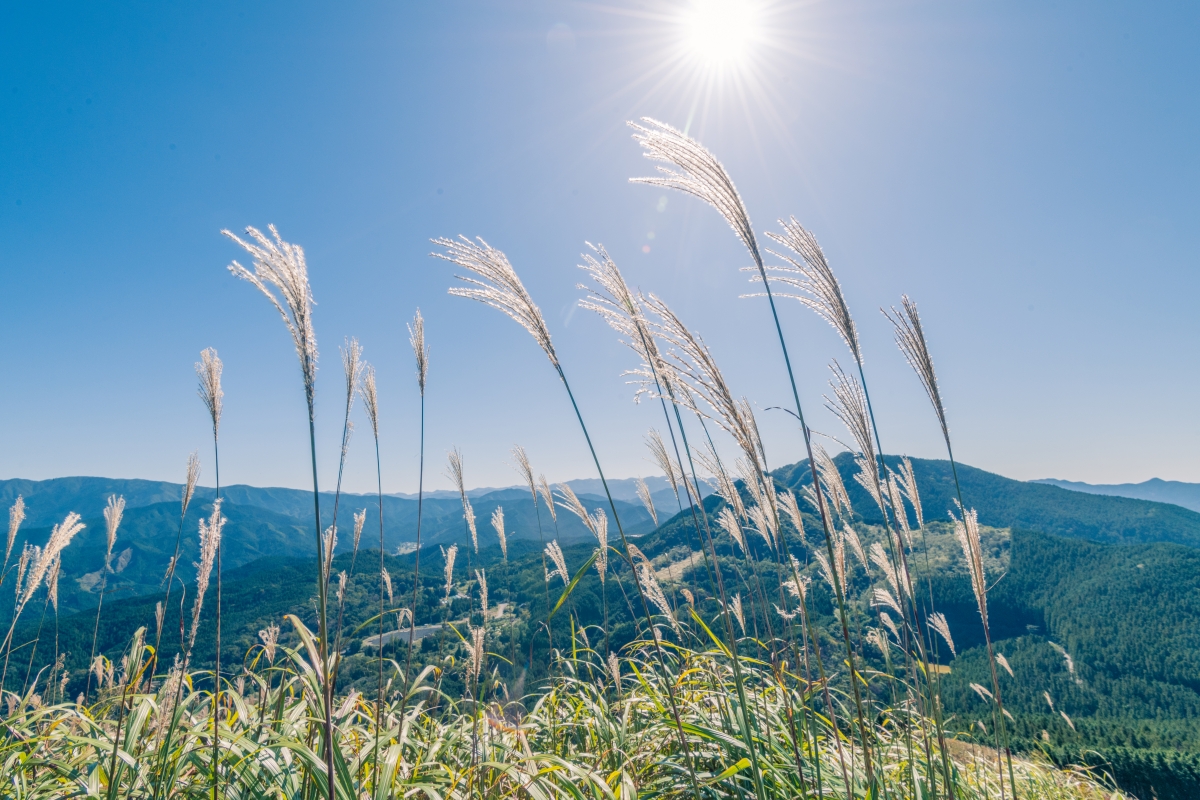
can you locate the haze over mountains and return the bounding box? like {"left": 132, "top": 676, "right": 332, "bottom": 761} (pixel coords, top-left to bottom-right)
{"left": 1033, "top": 477, "right": 1200, "bottom": 513}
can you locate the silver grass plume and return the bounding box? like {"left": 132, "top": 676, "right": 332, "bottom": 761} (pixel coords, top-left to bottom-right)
{"left": 871, "top": 587, "right": 903, "bottom": 616}
{"left": 545, "top": 540, "right": 569, "bottom": 586}
{"left": 629, "top": 118, "right": 763, "bottom": 271}
{"left": 15, "top": 543, "right": 33, "bottom": 599}
{"left": 47, "top": 557, "right": 61, "bottom": 612}
{"left": 511, "top": 445, "right": 537, "bottom": 504}
{"left": 336, "top": 570, "right": 347, "bottom": 605}
{"left": 853, "top": 455, "right": 887, "bottom": 520}
{"left": 842, "top": 523, "right": 868, "bottom": 572}
{"left": 432, "top": 236, "right": 557, "bottom": 367}
{"left": 811, "top": 443, "right": 852, "bottom": 518}
{"left": 800, "top": 484, "right": 823, "bottom": 521}
{"left": 778, "top": 489, "right": 806, "bottom": 547}
{"left": 322, "top": 525, "right": 338, "bottom": 576}
{"left": 716, "top": 506, "right": 747, "bottom": 554}
{"left": 381, "top": 568, "right": 393, "bottom": 606}
{"left": 359, "top": 364, "right": 379, "bottom": 440}
{"left": 748, "top": 504, "right": 775, "bottom": 551}
{"left": 554, "top": 484, "right": 595, "bottom": 536}
{"left": 866, "top": 628, "right": 889, "bottom": 656}
{"left": 755, "top": 218, "right": 861, "bottom": 364}
{"left": 996, "top": 652, "right": 1014, "bottom": 677}
{"left": 952, "top": 505, "right": 988, "bottom": 628}
{"left": 446, "top": 449, "right": 477, "bottom": 553}
{"left": 188, "top": 500, "right": 225, "bottom": 654}
{"left": 886, "top": 472, "right": 913, "bottom": 547}
{"left": 182, "top": 452, "right": 201, "bottom": 519}
{"left": 645, "top": 429, "right": 682, "bottom": 503}
{"left": 341, "top": 338, "right": 364, "bottom": 420}
{"left": 834, "top": 528, "right": 848, "bottom": 588}
{"left": 970, "top": 683, "right": 994, "bottom": 703}
{"left": 635, "top": 478, "right": 657, "bottom": 527}
{"left": 537, "top": 474, "right": 557, "bottom": 523}
{"left": 681, "top": 588, "right": 694, "bottom": 606}
{"left": 103, "top": 495, "right": 125, "bottom": 571}
{"left": 196, "top": 348, "right": 223, "bottom": 437}
{"left": 409, "top": 308, "right": 428, "bottom": 396}
{"left": 491, "top": 507, "right": 507, "bottom": 561}
{"left": 884, "top": 296, "right": 948, "bottom": 442}
{"left": 591, "top": 509, "right": 608, "bottom": 584}
{"left": 880, "top": 612, "right": 900, "bottom": 643}
{"left": 441, "top": 544, "right": 457, "bottom": 599}
{"left": 577, "top": 243, "right": 676, "bottom": 401}
{"left": 637, "top": 563, "right": 679, "bottom": 636}
{"left": 21, "top": 512, "right": 84, "bottom": 607}
{"left": 352, "top": 508, "right": 366, "bottom": 552}
{"left": 475, "top": 569, "right": 488, "bottom": 617}
{"left": 5, "top": 496, "right": 25, "bottom": 565}
{"left": 700, "top": 444, "right": 745, "bottom": 521}
{"left": 154, "top": 656, "right": 184, "bottom": 734}
{"left": 736, "top": 458, "right": 770, "bottom": 519}
{"left": 813, "top": 549, "right": 838, "bottom": 596}
{"left": 225, "top": 225, "right": 318, "bottom": 402}
{"left": 897, "top": 456, "right": 924, "bottom": 529}
{"left": 643, "top": 294, "right": 761, "bottom": 472}
{"left": 729, "top": 594, "right": 746, "bottom": 635}
{"left": 869, "top": 541, "right": 904, "bottom": 600}
{"left": 395, "top": 607, "right": 412, "bottom": 629}
{"left": 155, "top": 602, "right": 165, "bottom": 639}
{"left": 928, "top": 612, "right": 956, "bottom": 657}
{"left": 468, "top": 625, "right": 486, "bottom": 683}
{"left": 607, "top": 652, "right": 620, "bottom": 684}
{"left": 825, "top": 361, "right": 881, "bottom": 513}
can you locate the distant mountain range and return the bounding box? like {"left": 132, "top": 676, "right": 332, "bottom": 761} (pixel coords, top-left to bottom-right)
{"left": 6, "top": 457, "right": 1200, "bottom": 619}
{"left": 0, "top": 474, "right": 691, "bottom": 617}
{"left": 1033, "top": 477, "right": 1200, "bottom": 513}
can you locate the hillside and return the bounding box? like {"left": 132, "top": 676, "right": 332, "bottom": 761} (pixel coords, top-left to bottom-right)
{"left": 0, "top": 487, "right": 652, "bottom": 617}
{"left": 773, "top": 454, "right": 1200, "bottom": 548}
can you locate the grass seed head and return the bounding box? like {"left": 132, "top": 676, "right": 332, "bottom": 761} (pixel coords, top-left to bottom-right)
{"left": 196, "top": 347, "right": 224, "bottom": 436}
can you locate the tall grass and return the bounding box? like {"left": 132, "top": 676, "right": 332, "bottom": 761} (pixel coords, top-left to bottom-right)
{"left": 195, "top": 346, "right": 223, "bottom": 800}
{"left": 0, "top": 129, "right": 1136, "bottom": 800}
{"left": 0, "top": 618, "right": 1127, "bottom": 799}
{"left": 433, "top": 234, "right": 707, "bottom": 799}
{"left": 225, "top": 224, "right": 334, "bottom": 800}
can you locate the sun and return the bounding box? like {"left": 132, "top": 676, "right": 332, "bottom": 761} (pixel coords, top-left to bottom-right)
{"left": 680, "top": 0, "right": 761, "bottom": 71}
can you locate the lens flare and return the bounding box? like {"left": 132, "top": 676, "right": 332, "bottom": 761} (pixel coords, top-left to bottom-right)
{"left": 681, "top": 0, "right": 760, "bottom": 70}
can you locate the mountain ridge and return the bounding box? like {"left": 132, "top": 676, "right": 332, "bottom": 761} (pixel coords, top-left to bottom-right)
{"left": 1033, "top": 477, "right": 1200, "bottom": 513}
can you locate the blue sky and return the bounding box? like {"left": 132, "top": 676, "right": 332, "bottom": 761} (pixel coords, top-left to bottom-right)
{"left": 1, "top": 0, "right": 1197, "bottom": 493}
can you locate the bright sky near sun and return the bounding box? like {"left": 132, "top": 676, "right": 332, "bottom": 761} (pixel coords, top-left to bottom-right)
{"left": 1, "top": 1, "right": 1198, "bottom": 493}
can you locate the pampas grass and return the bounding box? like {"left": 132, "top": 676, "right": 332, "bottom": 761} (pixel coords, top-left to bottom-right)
{"left": 434, "top": 235, "right": 707, "bottom": 796}
{"left": 195, "top": 346, "right": 224, "bottom": 800}
{"left": 1, "top": 496, "right": 25, "bottom": 591}
{"left": 226, "top": 224, "right": 336, "bottom": 800}
{"left": 400, "top": 309, "right": 429, "bottom": 720}
{"left": 86, "top": 495, "right": 125, "bottom": 696}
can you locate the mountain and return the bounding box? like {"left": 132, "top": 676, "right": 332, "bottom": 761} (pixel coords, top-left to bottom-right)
{"left": 773, "top": 454, "right": 1200, "bottom": 549}
{"left": 0, "top": 483, "right": 654, "bottom": 617}
{"left": 1033, "top": 477, "right": 1200, "bottom": 514}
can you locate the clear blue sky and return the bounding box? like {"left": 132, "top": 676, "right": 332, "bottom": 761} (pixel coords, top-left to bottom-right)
{"left": 1, "top": 1, "right": 1197, "bottom": 494}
